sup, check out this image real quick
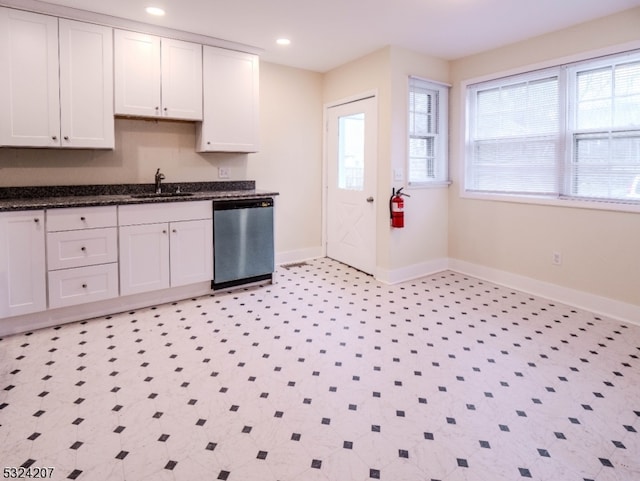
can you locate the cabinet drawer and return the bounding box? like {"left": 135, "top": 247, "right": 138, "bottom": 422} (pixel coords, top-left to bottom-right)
{"left": 47, "top": 206, "right": 117, "bottom": 231}
{"left": 118, "top": 200, "right": 212, "bottom": 225}
{"left": 48, "top": 263, "right": 118, "bottom": 309}
{"left": 47, "top": 227, "right": 117, "bottom": 270}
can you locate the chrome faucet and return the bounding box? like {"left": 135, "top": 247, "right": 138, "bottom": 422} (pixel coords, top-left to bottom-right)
{"left": 155, "top": 168, "right": 165, "bottom": 194}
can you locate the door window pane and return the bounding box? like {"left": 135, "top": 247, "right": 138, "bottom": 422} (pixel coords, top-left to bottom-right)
{"left": 338, "top": 113, "right": 365, "bottom": 191}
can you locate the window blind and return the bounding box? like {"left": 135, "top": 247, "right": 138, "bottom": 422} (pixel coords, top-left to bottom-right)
{"left": 565, "top": 56, "right": 640, "bottom": 201}
{"left": 465, "top": 49, "right": 640, "bottom": 205}
{"left": 408, "top": 77, "right": 448, "bottom": 184}
{"left": 466, "top": 71, "right": 560, "bottom": 195}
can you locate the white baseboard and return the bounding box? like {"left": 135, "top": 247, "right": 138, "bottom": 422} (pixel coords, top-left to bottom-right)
{"left": 376, "top": 258, "right": 450, "bottom": 285}
{"left": 448, "top": 259, "right": 640, "bottom": 327}
{"left": 275, "top": 247, "right": 324, "bottom": 266}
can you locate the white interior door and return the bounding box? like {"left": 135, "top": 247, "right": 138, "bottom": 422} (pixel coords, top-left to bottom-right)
{"left": 326, "top": 96, "right": 377, "bottom": 275}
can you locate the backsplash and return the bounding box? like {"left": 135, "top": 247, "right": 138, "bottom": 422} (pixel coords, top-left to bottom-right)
{"left": 0, "top": 118, "right": 250, "bottom": 188}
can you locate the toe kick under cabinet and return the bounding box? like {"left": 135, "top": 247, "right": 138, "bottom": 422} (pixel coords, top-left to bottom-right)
{"left": 46, "top": 206, "right": 119, "bottom": 308}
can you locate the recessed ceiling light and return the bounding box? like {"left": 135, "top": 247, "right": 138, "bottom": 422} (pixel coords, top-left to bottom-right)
{"left": 276, "top": 38, "right": 291, "bottom": 46}
{"left": 146, "top": 6, "right": 165, "bottom": 16}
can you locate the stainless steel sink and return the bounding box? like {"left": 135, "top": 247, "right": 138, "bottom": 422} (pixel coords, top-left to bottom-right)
{"left": 129, "top": 192, "right": 195, "bottom": 198}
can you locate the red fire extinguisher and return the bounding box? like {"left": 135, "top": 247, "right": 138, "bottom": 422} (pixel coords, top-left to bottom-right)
{"left": 390, "top": 187, "right": 410, "bottom": 228}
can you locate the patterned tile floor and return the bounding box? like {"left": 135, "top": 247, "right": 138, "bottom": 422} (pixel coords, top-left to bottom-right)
{"left": 1, "top": 258, "right": 639, "bottom": 481}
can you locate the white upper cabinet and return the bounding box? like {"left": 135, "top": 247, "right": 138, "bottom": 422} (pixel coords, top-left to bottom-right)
{"left": 0, "top": 8, "right": 114, "bottom": 148}
{"left": 196, "top": 46, "right": 259, "bottom": 153}
{"left": 161, "top": 38, "right": 204, "bottom": 120}
{"left": 114, "top": 30, "right": 203, "bottom": 121}
{"left": 58, "top": 19, "right": 114, "bottom": 149}
{"left": 0, "top": 8, "right": 59, "bottom": 148}
{"left": 113, "top": 30, "right": 161, "bottom": 118}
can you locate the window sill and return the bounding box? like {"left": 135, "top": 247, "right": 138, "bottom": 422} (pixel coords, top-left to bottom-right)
{"left": 407, "top": 181, "right": 452, "bottom": 190}
{"left": 460, "top": 190, "right": 640, "bottom": 214}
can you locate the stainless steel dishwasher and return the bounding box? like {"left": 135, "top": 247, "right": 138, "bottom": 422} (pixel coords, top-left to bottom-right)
{"left": 212, "top": 198, "right": 274, "bottom": 290}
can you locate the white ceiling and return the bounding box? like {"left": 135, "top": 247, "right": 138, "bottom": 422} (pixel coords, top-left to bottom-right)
{"left": 25, "top": 0, "right": 640, "bottom": 72}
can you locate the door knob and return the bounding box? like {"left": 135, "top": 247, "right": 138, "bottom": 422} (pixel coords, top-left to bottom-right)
{"left": 366, "top": 196, "right": 374, "bottom": 203}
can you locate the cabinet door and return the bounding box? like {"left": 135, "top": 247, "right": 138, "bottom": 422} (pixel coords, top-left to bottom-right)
{"left": 161, "top": 38, "right": 203, "bottom": 120}
{"left": 114, "top": 29, "right": 161, "bottom": 118}
{"left": 59, "top": 19, "right": 114, "bottom": 149}
{"left": 119, "top": 223, "right": 170, "bottom": 296}
{"left": 0, "top": 211, "right": 46, "bottom": 319}
{"left": 170, "top": 219, "right": 213, "bottom": 287}
{"left": 0, "top": 8, "right": 60, "bottom": 147}
{"left": 196, "top": 46, "right": 259, "bottom": 152}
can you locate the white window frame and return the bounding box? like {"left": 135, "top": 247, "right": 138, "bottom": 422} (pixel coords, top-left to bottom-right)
{"left": 462, "top": 46, "right": 640, "bottom": 214}
{"left": 408, "top": 76, "right": 450, "bottom": 187}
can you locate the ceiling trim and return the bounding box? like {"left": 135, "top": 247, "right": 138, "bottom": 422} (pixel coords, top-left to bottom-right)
{"left": 0, "top": 0, "right": 263, "bottom": 55}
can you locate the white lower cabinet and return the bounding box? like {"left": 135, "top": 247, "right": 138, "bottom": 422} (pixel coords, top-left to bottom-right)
{"left": 47, "top": 227, "right": 117, "bottom": 270}
{"left": 1, "top": 201, "right": 214, "bottom": 330}
{"left": 119, "top": 222, "right": 170, "bottom": 295}
{"left": 48, "top": 263, "right": 118, "bottom": 309}
{"left": 170, "top": 219, "right": 214, "bottom": 287}
{"left": 46, "top": 206, "right": 119, "bottom": 308}
{"left": 0, "top": 210, "right": 46, "bottom": 318}
{"left": 119, "top": 202, "right": 213, "bottom": 296}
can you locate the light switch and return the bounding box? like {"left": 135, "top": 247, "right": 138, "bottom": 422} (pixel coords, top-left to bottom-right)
{"left": 393, "top": 168, "right": 404, "bottom": 182}
{"left": 218, "top": 167, "right": 230, "bottom": 179}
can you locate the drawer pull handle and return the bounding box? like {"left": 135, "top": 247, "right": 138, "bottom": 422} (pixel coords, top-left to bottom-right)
{"left": 34, "top": 218, "right": 40, "bottom": 223}
{"left": 82, "top": 284, "right": 87, "bottom": 289}
{"left": 80, "top": 217, "right": 86, "bottom": 221}
{"left": 172, "top": 229, "right": 177, "bottom": 233}
{"left": 162, "top": 230, "right": 167, "bottom": 234}
{"left": 81, "top": 246, "right": 86, "bottom": 252}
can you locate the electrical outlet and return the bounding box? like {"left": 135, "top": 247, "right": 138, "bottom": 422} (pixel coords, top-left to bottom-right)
{"left": 552, "top": 251, "right": 562, "bottom": 265}
{"left": 218, "top": 167, "right": 230, "bottom": 179}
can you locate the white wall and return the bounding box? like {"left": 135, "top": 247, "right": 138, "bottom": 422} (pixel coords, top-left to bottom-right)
{"left": 323, "top": 46, "right": 452, "bottom": 281}
{"left": 0, "top": 61, "right": 324, "bottom": 262}
{"left": 249, "top": 62, "right": 324, "bottom": 262}
{"left": 323, "top": 47, "right": 393, "bottom": 271}
{"left": 387, "top": 47, "right": 450, "bottom": 282}
{"left": 449, "top": 8, "right": 640, "bottom": 312}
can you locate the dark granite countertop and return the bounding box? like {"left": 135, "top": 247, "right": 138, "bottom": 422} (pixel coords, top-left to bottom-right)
{"left": 0, "top": 181, "right": 279, "bottom": 212}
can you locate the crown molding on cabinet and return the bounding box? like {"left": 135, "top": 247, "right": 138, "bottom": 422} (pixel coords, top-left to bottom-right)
{"left": 0, "top": 0, "right": 263, "bottom": 55}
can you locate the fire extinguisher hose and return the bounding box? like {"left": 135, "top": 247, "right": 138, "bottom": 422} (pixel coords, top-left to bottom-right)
{"left": 389, "top": 187, "right": 395, "bottom": 220}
